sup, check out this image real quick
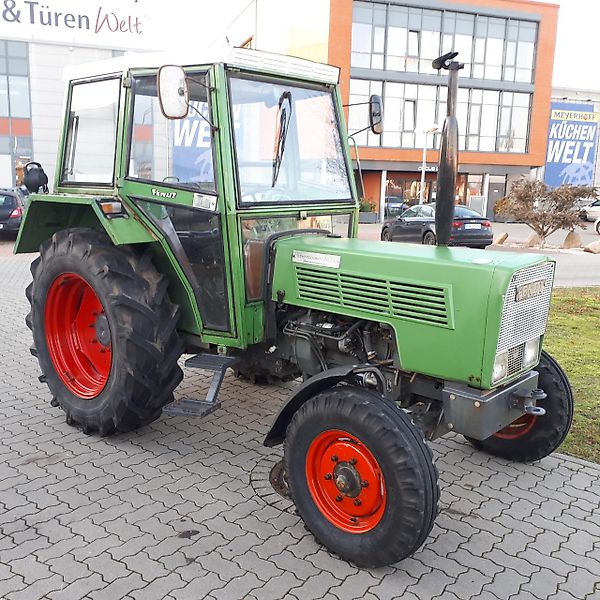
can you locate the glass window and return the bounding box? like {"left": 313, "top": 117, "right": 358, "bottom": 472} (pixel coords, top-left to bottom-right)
{"left": 402, "top": 206, "right": 419, "bottom": 217}
{"left": 230, "top": 77, "right": 352, "bottom": 204}
{"left": 0, "top": 77, "right": 8, "bottom": 116}
{"left": 62, "top": 78, "right": 120, "bottom": 185}
{"left": 128, "top": 74, "right": 215, "bottom": 193}
{"left": 242, "top": 213, "right": 351, "bottom": 300}
{"left": 7, "top": 76, "right": 29, "bottom": 118}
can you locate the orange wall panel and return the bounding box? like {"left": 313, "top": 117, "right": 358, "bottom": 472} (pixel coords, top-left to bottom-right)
{"left": 329, "top": 0, "right": 559, "bottom": 169}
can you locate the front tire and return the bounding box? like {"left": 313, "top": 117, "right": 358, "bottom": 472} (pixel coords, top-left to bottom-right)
{"left": 27, "top": 228, "right": 184, "bottom": 435}
{"left": 381, "top": 228, "right": 392, "bottom": 241}
{"left": 467, "top": 351, "right": 573, "bottom": 462}
{"left": 284, "top": 386, "right": 439, "bottom": 567}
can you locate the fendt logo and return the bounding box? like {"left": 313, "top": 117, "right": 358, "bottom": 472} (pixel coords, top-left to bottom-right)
{"left": 151, "top": 188, "right": 177, "bottom": 199}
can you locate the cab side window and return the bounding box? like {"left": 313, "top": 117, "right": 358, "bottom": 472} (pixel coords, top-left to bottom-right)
{"left": 62, "top": 78, "right": 120, "bottom": 185}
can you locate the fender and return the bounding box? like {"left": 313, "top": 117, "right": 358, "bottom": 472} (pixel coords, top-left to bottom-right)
{"left": 15, "top": 195, "right": 155, "bottom": 254}
{"left": 263, "top": 364, "right": 386, "bottom": 447}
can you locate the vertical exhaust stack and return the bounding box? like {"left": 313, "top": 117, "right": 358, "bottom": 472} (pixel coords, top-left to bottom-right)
{"left": 432, "top": 52, "right": 464, "bottom": 246}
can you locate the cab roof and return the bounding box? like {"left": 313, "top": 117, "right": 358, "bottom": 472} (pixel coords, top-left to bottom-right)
{"left": 63, "top": 46, "right": 340, "bottom": 85}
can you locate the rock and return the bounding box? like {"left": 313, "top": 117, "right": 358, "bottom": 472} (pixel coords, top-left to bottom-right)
{"left": 561, "top": 231, "right": 582, "bottom": 249}
{"left": 584, "top": 240, "right": 600, "bottom": 254}
{"left": 526, "top": 232, "right": 542, "bottom": 247}
{"left": 494, "top": 232, "right": 508, "bottom": 245}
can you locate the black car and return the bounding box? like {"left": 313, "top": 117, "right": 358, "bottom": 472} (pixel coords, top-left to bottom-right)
{"left": 0, "top": 189, "right": 26, "bottom": 236}
{"left": 381, "top": 203, "right": 493, "bottom": 248}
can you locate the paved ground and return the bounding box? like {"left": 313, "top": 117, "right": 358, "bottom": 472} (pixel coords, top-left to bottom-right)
{"left": 358, "top": 222, "right": 600, "bottom": 288}
{"left": 1, "top": 239, "right": 600, "bottom": 600}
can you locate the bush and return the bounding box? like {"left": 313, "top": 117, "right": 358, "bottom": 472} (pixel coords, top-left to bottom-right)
{"left": 495, "top": 179, "right": 596, "bottom": 247}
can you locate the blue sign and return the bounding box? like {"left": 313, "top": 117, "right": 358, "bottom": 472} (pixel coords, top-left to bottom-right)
{"left": 544, "top": 101, "right": 599, "bottom": 187}
{"left": 172, "top": 101, "right": 214, "bottom": 184}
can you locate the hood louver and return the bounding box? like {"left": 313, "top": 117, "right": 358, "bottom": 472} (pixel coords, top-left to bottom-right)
{"left": 295, "top": 265, "right": 453, "bottom": 328}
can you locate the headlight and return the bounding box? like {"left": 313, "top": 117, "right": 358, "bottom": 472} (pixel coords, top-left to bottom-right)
{"left": 492, "top": 351, "right": 508, "bottom": 384}
{"left": 523, "top": 337, "right": 540, "bottom": 368}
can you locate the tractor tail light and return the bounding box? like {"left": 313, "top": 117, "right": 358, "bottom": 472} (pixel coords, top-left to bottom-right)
{"left": 9, "top": 206, "right": 23, "bottom": 219}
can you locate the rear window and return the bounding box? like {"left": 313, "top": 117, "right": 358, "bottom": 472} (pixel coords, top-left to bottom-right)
{"left": 0, "top": 195, "right": 16, "bottom": 208}
{"left": 454, "top": 205, "right": 481, "bottom": 218}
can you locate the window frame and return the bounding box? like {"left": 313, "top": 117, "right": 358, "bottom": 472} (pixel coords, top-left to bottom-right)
{"left": 59, "top": 74, "right": 122, "bottom": 189}
{"left": 226, "top": 70, "right": 355, "bottom": 209}
{"left": 125, "top": 68, "right": 218, "bottom": 196}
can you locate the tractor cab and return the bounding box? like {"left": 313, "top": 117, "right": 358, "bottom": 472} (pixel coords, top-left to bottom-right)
{"left": 18, "top": 47, "right": 370, "bottom": 346}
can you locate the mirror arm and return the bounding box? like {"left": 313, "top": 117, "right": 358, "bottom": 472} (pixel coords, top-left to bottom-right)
{"left": 349, "top": 124, "right": 374, "bottom": 137}
{"left": 343, "top": 101, "right": 372, "bottom": 108}
{"left": 186, "top": 74, "right": 217, "bottom": 131}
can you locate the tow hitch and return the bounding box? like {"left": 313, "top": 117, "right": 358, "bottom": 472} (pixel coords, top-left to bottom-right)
{"left": 513, "top": 387, "right": 547, "bottom": 416}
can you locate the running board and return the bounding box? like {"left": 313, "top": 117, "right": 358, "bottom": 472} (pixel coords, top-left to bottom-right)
{"left": 163, "top": 354, "right": 239, "bottom": 418}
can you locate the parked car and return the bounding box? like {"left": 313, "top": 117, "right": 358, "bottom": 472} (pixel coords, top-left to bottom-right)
{"left": 0, "top": 189, "right": 26, "bottom": 237}
{"left": 384, "top": 196, "right": 407, "bottom": 217}
{"left": 580, "top": 198, "right": 600, "bottom": 222}
{"left": 381, "top": 203, "right": 493, "bottom": 248}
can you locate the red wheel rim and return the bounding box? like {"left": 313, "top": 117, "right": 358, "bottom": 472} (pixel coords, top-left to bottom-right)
{"left": 44, "top": 273, "right": 112, "bottom": 399}
{"left": 493, "top": 414, "right": 537, "bottom": 440}
{"left": 305, "top": 429, "right": 386, "bottom": 533}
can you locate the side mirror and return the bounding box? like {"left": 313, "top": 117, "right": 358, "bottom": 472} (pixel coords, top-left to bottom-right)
{"left": 369, "top": 94, "right": 384, "bottom": 135}
{"left": 157, "top": 65, "right": 189, "bottom": 119}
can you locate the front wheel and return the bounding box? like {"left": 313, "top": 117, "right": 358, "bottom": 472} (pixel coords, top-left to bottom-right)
{"left": 423, "top": 231, "right": 436, "bottom": 245}
{"left": 284, "top": 386, "right": 439, "bottom": 567}
{"left": 467, "top": 351, "right": 573, "bottom": 462}
{"left": 595, "top": 219, "right": 600, "bottom": 235}
{"left": 381, "top": 228, "right": 392, "bottom": 241}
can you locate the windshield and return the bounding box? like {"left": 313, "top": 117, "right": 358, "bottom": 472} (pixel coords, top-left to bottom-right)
{"left": 128, "top": 74, "right": 215, "bottom": 194}
{"left": 229, "top": 76, "right": 352, "bottom": 205}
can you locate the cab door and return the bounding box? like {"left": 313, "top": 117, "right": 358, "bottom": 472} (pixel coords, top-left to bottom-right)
{"left": 124, "top": 70, "right": 234, "bottom": 334}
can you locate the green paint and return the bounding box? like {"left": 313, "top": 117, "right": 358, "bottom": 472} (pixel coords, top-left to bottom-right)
{"left": 15, "top": 57, "right": 555, "bottom": 389}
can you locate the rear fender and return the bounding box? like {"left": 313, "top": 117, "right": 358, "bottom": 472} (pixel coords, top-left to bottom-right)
{"left": 263, "top": 364, "right": 386, "bottom": 447}
{"left": 15, "top": 196, "right": 155, "bottom": 254}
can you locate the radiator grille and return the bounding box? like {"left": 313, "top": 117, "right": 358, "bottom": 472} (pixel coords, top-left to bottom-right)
{"left": 497, "top": 262, "right": 555, "bottom": 354}
{"left": 295, "top": 265, "right": 452, "bottom": 328}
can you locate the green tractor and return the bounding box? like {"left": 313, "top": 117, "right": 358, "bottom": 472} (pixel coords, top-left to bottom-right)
{"left": 17, "top": 48, "right": 572, "bottom": 568}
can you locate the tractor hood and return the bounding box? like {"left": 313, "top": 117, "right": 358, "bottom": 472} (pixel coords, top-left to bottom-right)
{"left": 271, "top": 235, "right": 553, "bottom": 389}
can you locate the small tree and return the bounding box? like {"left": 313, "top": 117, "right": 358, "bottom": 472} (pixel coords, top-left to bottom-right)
{"left": 495, "top": 178, "right": 596, "bottom": 247}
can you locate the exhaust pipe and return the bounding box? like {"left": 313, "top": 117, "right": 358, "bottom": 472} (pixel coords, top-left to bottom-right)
{"left": 432, "top": 52, "right": 464, "bottom": 246}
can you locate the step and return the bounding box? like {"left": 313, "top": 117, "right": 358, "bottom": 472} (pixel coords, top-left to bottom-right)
{"left": 163, "top": 353, "right": 239, "bottom": 418}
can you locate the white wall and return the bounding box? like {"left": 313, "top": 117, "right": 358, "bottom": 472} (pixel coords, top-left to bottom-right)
{"left": 29, "top": 43, "right": 114, "bottom": 189}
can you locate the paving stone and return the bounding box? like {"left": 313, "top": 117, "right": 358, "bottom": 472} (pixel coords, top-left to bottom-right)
{"left": 0, "top": 247, "right": 599, "bottom": 600}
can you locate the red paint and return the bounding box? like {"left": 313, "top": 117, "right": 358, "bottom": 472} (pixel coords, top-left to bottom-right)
{"left": 95, "top": 7, "right": 142, "bottom": 35}
{"left": 493, "top": 414, "right": 537, "bottom": 440}
{"left": 44, "top": 273, "right": 112, "bottom": 399}
{"left": 305, "top": 429, "right": 386, "bottom": 533}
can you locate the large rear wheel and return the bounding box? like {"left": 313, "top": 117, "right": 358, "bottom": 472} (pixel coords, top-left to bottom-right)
{"left": 467, "top": 351, "right": 573, "bottom": 462}
{"left": 284, "top": 386, "right": 439, "bottom": 567}
{"left": 27, "top": 228, "right": 183, "bottom": 435}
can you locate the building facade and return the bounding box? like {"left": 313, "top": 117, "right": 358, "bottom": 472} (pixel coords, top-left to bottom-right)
{"left": 329, "top": 0, "right": 559, "bottom": 219}
{"left": 0, "top": 0, "right": 203, "bottom": 189}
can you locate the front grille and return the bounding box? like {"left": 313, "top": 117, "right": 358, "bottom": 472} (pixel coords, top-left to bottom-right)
{"left": 295, "top": 265, "right": 452, "bottom": 328}
{"left": 507, "top": 343, "right": 525, "bottom": 378}
{"left": 497, "top": 262, "right": 555, "bottom": 354}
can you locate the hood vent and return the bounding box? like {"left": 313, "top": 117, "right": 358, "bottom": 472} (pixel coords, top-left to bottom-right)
{"left": 295, "top": 265, "right": 453, "bottom": 328}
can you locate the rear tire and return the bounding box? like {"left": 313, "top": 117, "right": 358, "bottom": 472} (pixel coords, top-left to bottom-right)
{"left": 467, "top": 351, "right": 573, "bottom": 462}
{"left": 284, "top": 386, "right": 439, "bottom": 567}
{"left": 26, "top": 228, "right": 184, "bottom": 435}
{"left": 423, "top": 231, "right": 436, "bottom": 245}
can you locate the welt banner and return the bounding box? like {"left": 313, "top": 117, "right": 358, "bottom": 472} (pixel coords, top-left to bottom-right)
{"left": 544, "top": 101, "right": 599, "bottom": 187}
